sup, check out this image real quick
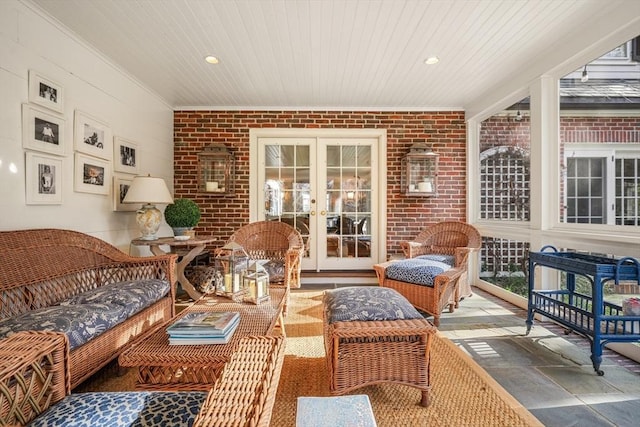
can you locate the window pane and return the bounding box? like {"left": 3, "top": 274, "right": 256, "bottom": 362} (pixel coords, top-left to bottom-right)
{"left": 559, "top": 36, "right": 640, "bottom": 226}
{"left": 479, "top": 96, "right": 531, "bottom": 221}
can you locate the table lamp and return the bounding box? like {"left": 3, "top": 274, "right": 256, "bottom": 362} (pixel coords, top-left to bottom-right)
{"left": 123, "top": 174, "right": 173, "bottom": 240}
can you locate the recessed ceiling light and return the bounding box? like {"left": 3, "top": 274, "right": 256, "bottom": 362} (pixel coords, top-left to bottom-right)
{"left": 424, "top": 56, "right": 439, "bottom": 65}
{"left": 205, "top": 55, "right": 219, "bottom": 64}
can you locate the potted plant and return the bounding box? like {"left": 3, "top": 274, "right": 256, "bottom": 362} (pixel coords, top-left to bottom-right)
{"left": 164, "top": 198, "right": 201, "bottom": 237}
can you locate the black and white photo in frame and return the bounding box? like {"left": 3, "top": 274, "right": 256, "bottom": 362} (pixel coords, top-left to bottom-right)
{"left": 25, "top": 152, "right": 63, "bottom": 205}
{"left": 74, "top": 110, "right": 112, "bottom": 160}
{"left": 74, "top": 153, "right": 111, "bottom": 195}
{"left": 28, "top": 70, "right": 64, "bottom": 113}
{"left": 113, "top": 136, "right": 139, "bottom": 174}
{"left": 113, "top": 175, "right": 138, "bottom": 211}
{"left": 22, "top": 104, "right": 65, "bottom": 156}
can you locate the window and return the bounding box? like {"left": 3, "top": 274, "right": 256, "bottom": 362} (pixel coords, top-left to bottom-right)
{"left": 479, "top": 97, "right": 531, "bottom": 222}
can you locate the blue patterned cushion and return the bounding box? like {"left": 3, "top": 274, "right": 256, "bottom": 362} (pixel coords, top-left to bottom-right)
{"left": 385, "top": 258, "right": 451, "bottom": 287}
{"left": 61, "top": 279, "right": 170, "bottom": 317}
{"left": 416, "top": 254, "right": 455, "bottom": 267}
{"left": 324, "top": 286, "right": 423, "bottom": 323}
{"left": 30, "top": 391, "right": 207, "bottom": 427}
{"left": 0, "top": 303, "right": 128, "bottom": 349}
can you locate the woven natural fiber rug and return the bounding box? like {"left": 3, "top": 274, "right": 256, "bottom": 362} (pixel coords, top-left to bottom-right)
{"left": 77, "top": 290, "right": 542, "bottom": 426}
{"left": 271, "top": 290, "right": 543, "bottom": 427}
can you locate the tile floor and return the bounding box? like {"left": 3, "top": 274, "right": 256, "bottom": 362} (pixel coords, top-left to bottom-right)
{"left": 435, "top": 288, "right": 640, "bottom": 427}
{"left": 303, "top": 283, "right": 640, "bottom": 427}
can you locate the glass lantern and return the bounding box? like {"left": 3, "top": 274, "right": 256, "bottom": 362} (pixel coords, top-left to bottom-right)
{"left": 198, "top": 143, "right": 234, "bottom": 194}
{"left": 214, "top": 241, "right": 248, "bottom": 299}
{"left": 242, "top": 261, "right": 270, "bottom": 305}
{"left": 401, "top": 141, "right": 438, "bottom": 196}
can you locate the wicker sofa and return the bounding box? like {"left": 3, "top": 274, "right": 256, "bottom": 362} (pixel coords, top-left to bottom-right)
{"left": 0, "top": 228, "right": 176, "bottom": 389}
{"left": 0, "top": 332, "right": 284, "bottom": 426}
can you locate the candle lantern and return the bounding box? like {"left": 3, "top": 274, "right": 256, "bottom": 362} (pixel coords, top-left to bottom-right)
{"left": 243, "top": 261, "right": 270, "bottom": 304}
{"left": 214, "top": 241, "right": 249, "bottom": 300}
{"left": 198, "top": 143, "right": 235, "bottom": 194}
{"left": 401, "top": 141, "right": 438, "bottom": 196}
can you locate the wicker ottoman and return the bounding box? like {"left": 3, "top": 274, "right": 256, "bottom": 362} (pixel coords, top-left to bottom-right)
{"left": 322, "top": 287, "right": 437, "bottom": 407}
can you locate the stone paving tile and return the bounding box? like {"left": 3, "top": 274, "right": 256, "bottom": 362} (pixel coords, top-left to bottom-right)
{"left": 442, "top": 287, "right": 640, "bottom": 426}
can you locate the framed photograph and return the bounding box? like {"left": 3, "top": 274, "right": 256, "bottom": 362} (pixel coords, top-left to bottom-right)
{"left": 74, "top": 110, "right": 112, "bottom": 160}
{"left": 28, "top": 70, "right": 64, "bottom": 113}
{"left": 113, "top": 174, "right": 139, "bottom": 211}
{"left": 25, "top": 152, "right": 63, "bottom": 205}
{"left": 22, "top": 104, "right": 65, "bottom": 156}
{"left": 74, "top": 153, "right": 111, "bottom": 195}
{"left": 113, "top": 136, "right": 139, "bottom": 174}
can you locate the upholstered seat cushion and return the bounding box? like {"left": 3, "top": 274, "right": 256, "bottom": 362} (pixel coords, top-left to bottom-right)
{"left": 0, "top": 303, "right": 128, "bottom": 349}
{"left": 324, "top": 286, "right": 423, "bottom": 323}
{"left": 30, "top": 391, "right": 207, "bottom": 427}
{"left": 0, "top": 279, "right": 170, "bottom": 349}
{"left": 385, "top": 258, "right": 452, "bottom": 287}
{"left": 61, "top": 279, "right": 170, "bottom": 317}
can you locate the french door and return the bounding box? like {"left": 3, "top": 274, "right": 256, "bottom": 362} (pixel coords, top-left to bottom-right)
{"left": 250, "top": 129, "right": 387, "bottom": 271}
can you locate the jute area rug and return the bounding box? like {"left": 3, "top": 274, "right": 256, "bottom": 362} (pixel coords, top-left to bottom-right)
{"left": 271, "top": 290, "right": 543, "bottom": 427}
{"left": 78, "top": 290, "right": 542, "bottom": 426}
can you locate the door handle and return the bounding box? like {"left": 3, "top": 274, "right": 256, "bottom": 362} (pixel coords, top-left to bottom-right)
{"left": 311, "top": 211, "right": 316, "bottom": 216}
{"left": 320, "top": 210, "right": 326, "bottom": 216}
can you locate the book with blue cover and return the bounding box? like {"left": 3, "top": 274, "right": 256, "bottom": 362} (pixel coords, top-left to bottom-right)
{"left": 168, "top": 318, "right": 240, "bottom": 345}
{"left": 166, "top": 311, "right": 240, "bottom": 336}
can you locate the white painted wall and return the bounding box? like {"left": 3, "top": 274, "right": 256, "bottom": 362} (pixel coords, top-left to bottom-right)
{"left": 0, "top": 0, "right": 174, "bottom": 253}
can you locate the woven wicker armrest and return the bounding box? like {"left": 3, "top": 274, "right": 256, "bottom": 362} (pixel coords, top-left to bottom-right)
{"left": 193, "top": 335, "right": 285, "bottom": 427}
{"left": 400, "top": 240, "right": 425, "bottom": 258}
{"left": 0, "top": 332, "right": 70, "bottom": 426}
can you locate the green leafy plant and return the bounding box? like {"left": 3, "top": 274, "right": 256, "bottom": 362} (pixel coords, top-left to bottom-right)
{"left": 164, "top": 198, "right": 201, "bottom": 228}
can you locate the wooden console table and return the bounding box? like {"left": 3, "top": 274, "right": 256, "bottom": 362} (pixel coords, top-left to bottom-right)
{"left": 131, "top": 236, "right": 217, "bottom": 301}
{"left": 119, "top": 288, "right": 286, "bottom": 391}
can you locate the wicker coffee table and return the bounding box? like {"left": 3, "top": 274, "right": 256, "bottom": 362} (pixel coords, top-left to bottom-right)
{"left": 119, "top": 288, "right": 286, "bottom": 391}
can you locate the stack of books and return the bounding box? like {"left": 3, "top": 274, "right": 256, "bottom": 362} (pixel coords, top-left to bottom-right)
{"left": 166, "top": 311, "right": 240, "bottom": 345}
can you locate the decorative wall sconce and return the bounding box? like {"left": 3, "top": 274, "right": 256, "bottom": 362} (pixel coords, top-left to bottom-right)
{"left": 198, "top": 143, "right": 234, "bottom": 194}
{"left": 402, "top": 141, "right": 438, "bottom": 197}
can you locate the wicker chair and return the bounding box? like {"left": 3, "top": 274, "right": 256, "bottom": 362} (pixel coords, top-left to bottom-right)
{"left": 401, "top": 221, "right": 481, "bottom": 299}
{"left": 218, "top": 221, "right": 305, "bottom": 315}
{"left": 375, "top": 222, "right": 481, "bottom": 326}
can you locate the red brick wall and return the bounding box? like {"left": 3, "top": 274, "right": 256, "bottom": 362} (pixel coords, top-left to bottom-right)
{"left": 173, "top": 110, "right": 467, "bottom": 257}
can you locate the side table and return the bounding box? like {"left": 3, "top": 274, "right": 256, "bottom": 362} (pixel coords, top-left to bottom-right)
{"left": 131, "top": 235, "right": 217, "bottom": 300}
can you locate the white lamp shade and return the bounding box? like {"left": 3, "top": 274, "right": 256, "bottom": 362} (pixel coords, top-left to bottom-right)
{"left": 123, "top": 175, "right": 173, "bottom": 204}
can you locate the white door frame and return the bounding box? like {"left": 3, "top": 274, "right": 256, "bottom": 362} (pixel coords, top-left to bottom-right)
{"left": 249, "top": 128, "right": 388, "bottom": 270}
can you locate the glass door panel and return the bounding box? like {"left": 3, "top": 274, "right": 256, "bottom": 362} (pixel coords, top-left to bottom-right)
{"left": 321, "top": 140, "right": 374, "bottom": 268}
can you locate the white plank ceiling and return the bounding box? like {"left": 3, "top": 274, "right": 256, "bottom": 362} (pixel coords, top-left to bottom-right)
{"left": 27, "top": 0, "right": 636, "bottom": 110}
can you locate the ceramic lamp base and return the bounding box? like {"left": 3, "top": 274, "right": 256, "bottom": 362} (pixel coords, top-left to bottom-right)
{"left": 136, "top": 203, "right": 162, "bottom": 240}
